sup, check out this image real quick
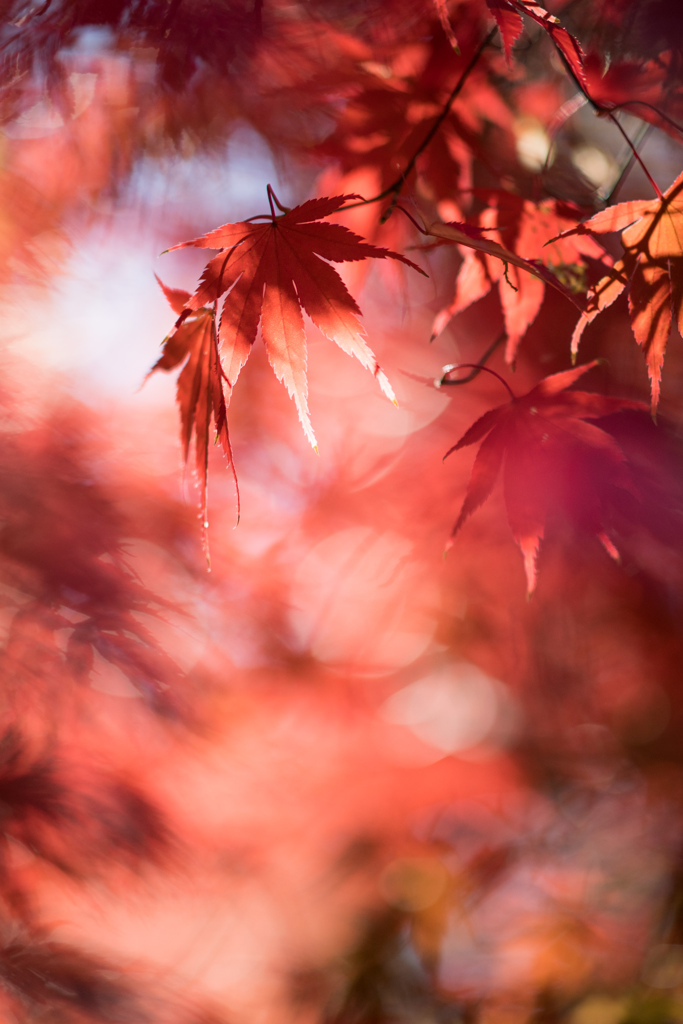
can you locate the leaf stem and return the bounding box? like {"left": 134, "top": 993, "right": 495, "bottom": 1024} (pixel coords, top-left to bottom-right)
{"left": 603, "top": 111, "right": 663, "bottom": 201}
{"left": 438, "top": 359, "right": 515, "bottom": 400}
{"left": 602, "top": 122, "right": 651, "bottom": 204}
{"left": 266, "top": 184, "right": 290, "bottom": 217}
{"left": 548, "top": 40, "right": 665, "bottom": 202}
{"left": 608, "top": 100, "right": 683, "bottom": 139}
{"left": 502, "top": 262, "right": 518, "bottom": 292}
{"left": 435, "top": 335, "right": 505, "bottom": 385}
{"left": 391, "top": 204, "right": 432, "bottom": 235}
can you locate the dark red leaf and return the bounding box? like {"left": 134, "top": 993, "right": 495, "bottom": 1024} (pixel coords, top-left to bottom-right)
{"left": 445, "top": 361, "right": 647, "bottom": 591}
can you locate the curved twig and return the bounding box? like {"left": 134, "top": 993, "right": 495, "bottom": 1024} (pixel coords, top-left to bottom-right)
{"left": 438, "top": 352, "right": 511, "bottom": 399}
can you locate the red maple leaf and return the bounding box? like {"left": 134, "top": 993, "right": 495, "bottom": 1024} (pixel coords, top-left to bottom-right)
{"left": 584, "top": 52, "right": 683, "bottom": 142}
{"left": 149, "top": 276, "right": 235, "bottom": 554}
{"left": 507, "top": 0, "right": 586, "bottom": 86}
{"left": 167, "top": 188, "right": 425, "bottom": 450}
{"left": 562, "top": 170, "right": 683, "bottom": 411}
{"left": 430, "top": 194, "right": 600, "bottom": 362}
{"left": 435, "top": 0, "right": 585, "bottom": 78}
{"left": 445, "top": 361, "right": 646, "bottom": 592}
{"left": 434, "top": 0, "right": 522, "bottom": 57}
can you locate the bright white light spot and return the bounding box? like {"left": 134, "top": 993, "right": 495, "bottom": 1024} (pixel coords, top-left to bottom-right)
{"left": 290, "top": 526, "right": 436, "bottom": 668}
{"left": 515, "top": 119, "right": 554, "bottom": 172}
{"left": 571, "top": 145, "right": 616, "bottom": 189}
{"left": 381, "top": 663, "right": 500, "bottom": 753}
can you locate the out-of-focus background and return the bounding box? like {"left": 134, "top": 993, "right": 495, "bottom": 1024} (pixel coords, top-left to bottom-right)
{"left": 1, "top": 2, "right": 683, "bottom": 1023}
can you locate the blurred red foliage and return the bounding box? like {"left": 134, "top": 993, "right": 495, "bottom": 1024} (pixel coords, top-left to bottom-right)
{"left": 0, "top": 2, "right": 681, "bottom": 1024}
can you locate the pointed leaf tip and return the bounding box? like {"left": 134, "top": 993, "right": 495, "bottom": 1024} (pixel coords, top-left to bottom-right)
{"left": 445, "top": 364, "right": 643, "bottom": 593}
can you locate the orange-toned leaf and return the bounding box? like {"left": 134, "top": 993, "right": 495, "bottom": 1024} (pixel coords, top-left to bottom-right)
{"left": 431, "top": 196, "right": 604, "bottom": 362}
{"left": 562, "top": 170, "right": 683, "bottom": 409}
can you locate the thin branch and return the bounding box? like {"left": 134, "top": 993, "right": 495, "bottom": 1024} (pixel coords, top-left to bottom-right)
{"left": 547, "top": 35, "right": 664, "bottom": 201}
{"left": 244, "top": 34, "right": 495, "bottom": 227}
{"left": 607, "top": 100, "right": 683, "bottom": 139}
{"left": 438, "top": 358, "right": 515, "bottom": 401}
{"left": 435, "top": 334, "right": 505, "bottom": 387}
{"left": 502, "top": 263, "right": 518, "bottom": 292}
{"left": 602, "top": 122, "right": 652, "bottom": 205}
{"left": 337, "top": 28, "right": 497, "bottom": 217}
{"left": 391, "top": 204, "right": 432, "bottom": 235}
{"left": 602, "top": 110, "right": 663, "bottom": 200}
{"left": 393, "top": 28, "right": 497, "bottom": 192}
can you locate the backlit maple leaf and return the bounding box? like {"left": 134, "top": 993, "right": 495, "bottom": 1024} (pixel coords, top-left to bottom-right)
{"left": 435, "top": 0, "right": 522, "bottom": 63}
{"left": 508, "top": 0, "right": 586, "bottom": 86}
{"left": 562, "top": 170, "right": 683, "bottom": 410}
{"left": 168, "top": 189, "right": 425, "bottom": 450}
{"left": 445, "top": 361, "right": 646, "bottom": 592}
{"left": 584, "top": 52, "right": 683, "bottom": 142}
{"left": 431, "top": 194, "right": 606, "bottom": 363}
{"left": 436, "top": 0, "right": 585, "bottom": 79}
{"left": 150, "top": 276, "right": 235, "bottom": 551}
{"left": 315, "top": 30, "right": 512, "bottom": 211}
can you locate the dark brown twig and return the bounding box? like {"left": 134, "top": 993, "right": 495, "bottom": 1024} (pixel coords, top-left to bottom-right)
{"left": 337, "top": 29, "right": 497, "bottom": 218}
{"left": 436, "top": 334, "right": 506, "bottom": 388}
{"left": 439, "top": 361, "right": 516, "bottom": 405}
